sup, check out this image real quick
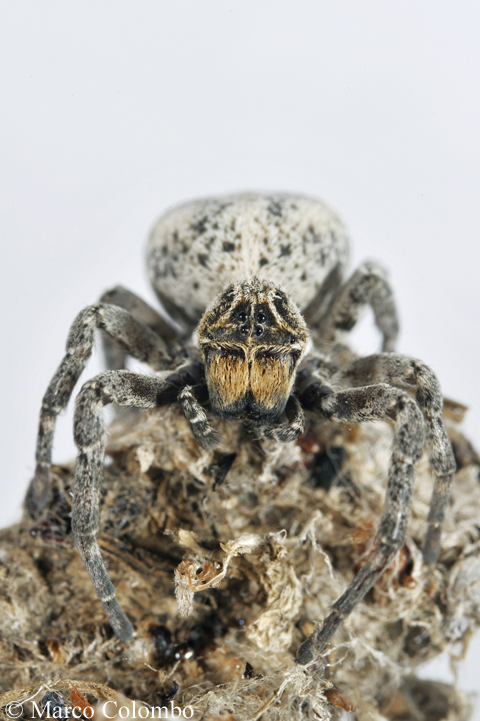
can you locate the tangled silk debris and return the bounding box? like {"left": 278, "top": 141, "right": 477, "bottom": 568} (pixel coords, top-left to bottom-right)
{"left": 0, "top": 400, "right": 479, "bottom": 720}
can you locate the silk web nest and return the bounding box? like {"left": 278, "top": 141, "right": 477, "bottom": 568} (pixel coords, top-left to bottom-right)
{"left": 0, "top": 396, "right": 479, "bottom": 721}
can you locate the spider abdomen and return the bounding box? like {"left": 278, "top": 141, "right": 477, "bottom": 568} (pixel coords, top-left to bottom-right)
{"left": 147, "top": 192, "right": 350, "bottom": 328}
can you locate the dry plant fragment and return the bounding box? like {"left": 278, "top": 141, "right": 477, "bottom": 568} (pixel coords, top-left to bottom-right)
{"left": 245, "top": 534, "right": 303, "bottom": 652}
{"left": 175, "top": 559, "right": 222, "bottom": 616}
{"left": 174, "top": 533, "right": 263, "bottom": 617}
{"left": 174, "top": 531, "right": 304, "bottom": 653}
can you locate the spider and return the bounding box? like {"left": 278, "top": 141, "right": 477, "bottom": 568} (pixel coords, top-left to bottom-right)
{"left": 27, "top": 192, "right": 455, "bottom": 665}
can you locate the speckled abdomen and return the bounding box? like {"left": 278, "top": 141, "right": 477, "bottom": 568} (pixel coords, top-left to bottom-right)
{"left": 146, "top": 192, "right": 350, "bottom": 327}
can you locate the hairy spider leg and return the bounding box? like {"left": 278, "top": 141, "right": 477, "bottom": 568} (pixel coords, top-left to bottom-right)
{"left": 72, "top": 365, "right": 203, "bottom": 642}
{"left": 336, "top": 353, "right": 456, "bottom": 564}
{"left": 318, "top": 261, "right": 399, "bottom": 352}
{"left": 28, "top": 300, "right": 174, "bottom": 514}
{"left": 296, "top": 379, "right": 426, "bottom": 664}
{"left": 99, "top": 285, "right": 179, "bottom": 370}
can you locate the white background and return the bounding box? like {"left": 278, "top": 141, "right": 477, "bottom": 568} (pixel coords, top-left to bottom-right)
{"left": 1, "top": 1, "right": 479, "bottom": 714}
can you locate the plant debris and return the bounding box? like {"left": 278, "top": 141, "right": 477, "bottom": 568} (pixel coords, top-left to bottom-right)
{"left": 0, "top": 398, "right": 479, "bottom": 719}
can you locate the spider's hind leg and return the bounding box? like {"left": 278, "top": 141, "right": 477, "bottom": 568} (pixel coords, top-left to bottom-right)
{"left": 318, "top": 262, "right": 399, "bottom": 352}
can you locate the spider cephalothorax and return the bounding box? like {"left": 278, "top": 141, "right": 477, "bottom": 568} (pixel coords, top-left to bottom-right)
{"left": 197, "top": 278, "right": 308, "bottom": 424}
{"left": 27, "top": 192, "right": 455, "bottom": 666}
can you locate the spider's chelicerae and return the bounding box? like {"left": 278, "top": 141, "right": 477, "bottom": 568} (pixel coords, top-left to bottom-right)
{"left": 28, "top": 192, "right": 455, "bottom": 665}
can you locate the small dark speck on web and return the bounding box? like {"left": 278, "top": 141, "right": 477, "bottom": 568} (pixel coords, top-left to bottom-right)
{"left": 159, "top": 680, "right": 179, "bottom": 703}
{"left": 206, "top": 453, "right": 237, "bottom": 490}
{"left": 244, "top": 661, "right": 254, "bottom": 679}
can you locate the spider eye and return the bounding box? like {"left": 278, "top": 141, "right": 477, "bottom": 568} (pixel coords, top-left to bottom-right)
{"left": 257, "top": 312, "right": 266, "bottom": 323}
{"left": 207, "top": 333, "right": 213, "bottom": 340}
{"left": 290, "top": 335, "right": 296, "bottom": 344}
{"left": 255, "top": 326, "right": 264, "bottom": 337}
{"left": 237, "top": 311, "right": 247, "bottom": 322}
{"left": 240, "top": 325, "right": 249, "bottom": 335}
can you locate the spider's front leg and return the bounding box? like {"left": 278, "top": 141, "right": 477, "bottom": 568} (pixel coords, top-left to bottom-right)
{"left": 28, "top": 293, "right": 175, "bottom": 515}
{"left": 316, "top": 262, "right": 399, "bottom": 352}
{"left": 337, "top": 353, "right": 456, "bottom": 564}
{"left": 295, "top": 379, "right": 426, "bottom": 665}
{"left": 72, "top": 365, "right": 204, "bottom": 642}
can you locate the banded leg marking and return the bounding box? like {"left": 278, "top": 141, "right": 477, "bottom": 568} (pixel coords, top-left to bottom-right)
{"left": 178, "top": 384, "right": 220, "bottom": 450}
{"left": 265, "top": 395, "right": 305, "bottom": 442}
